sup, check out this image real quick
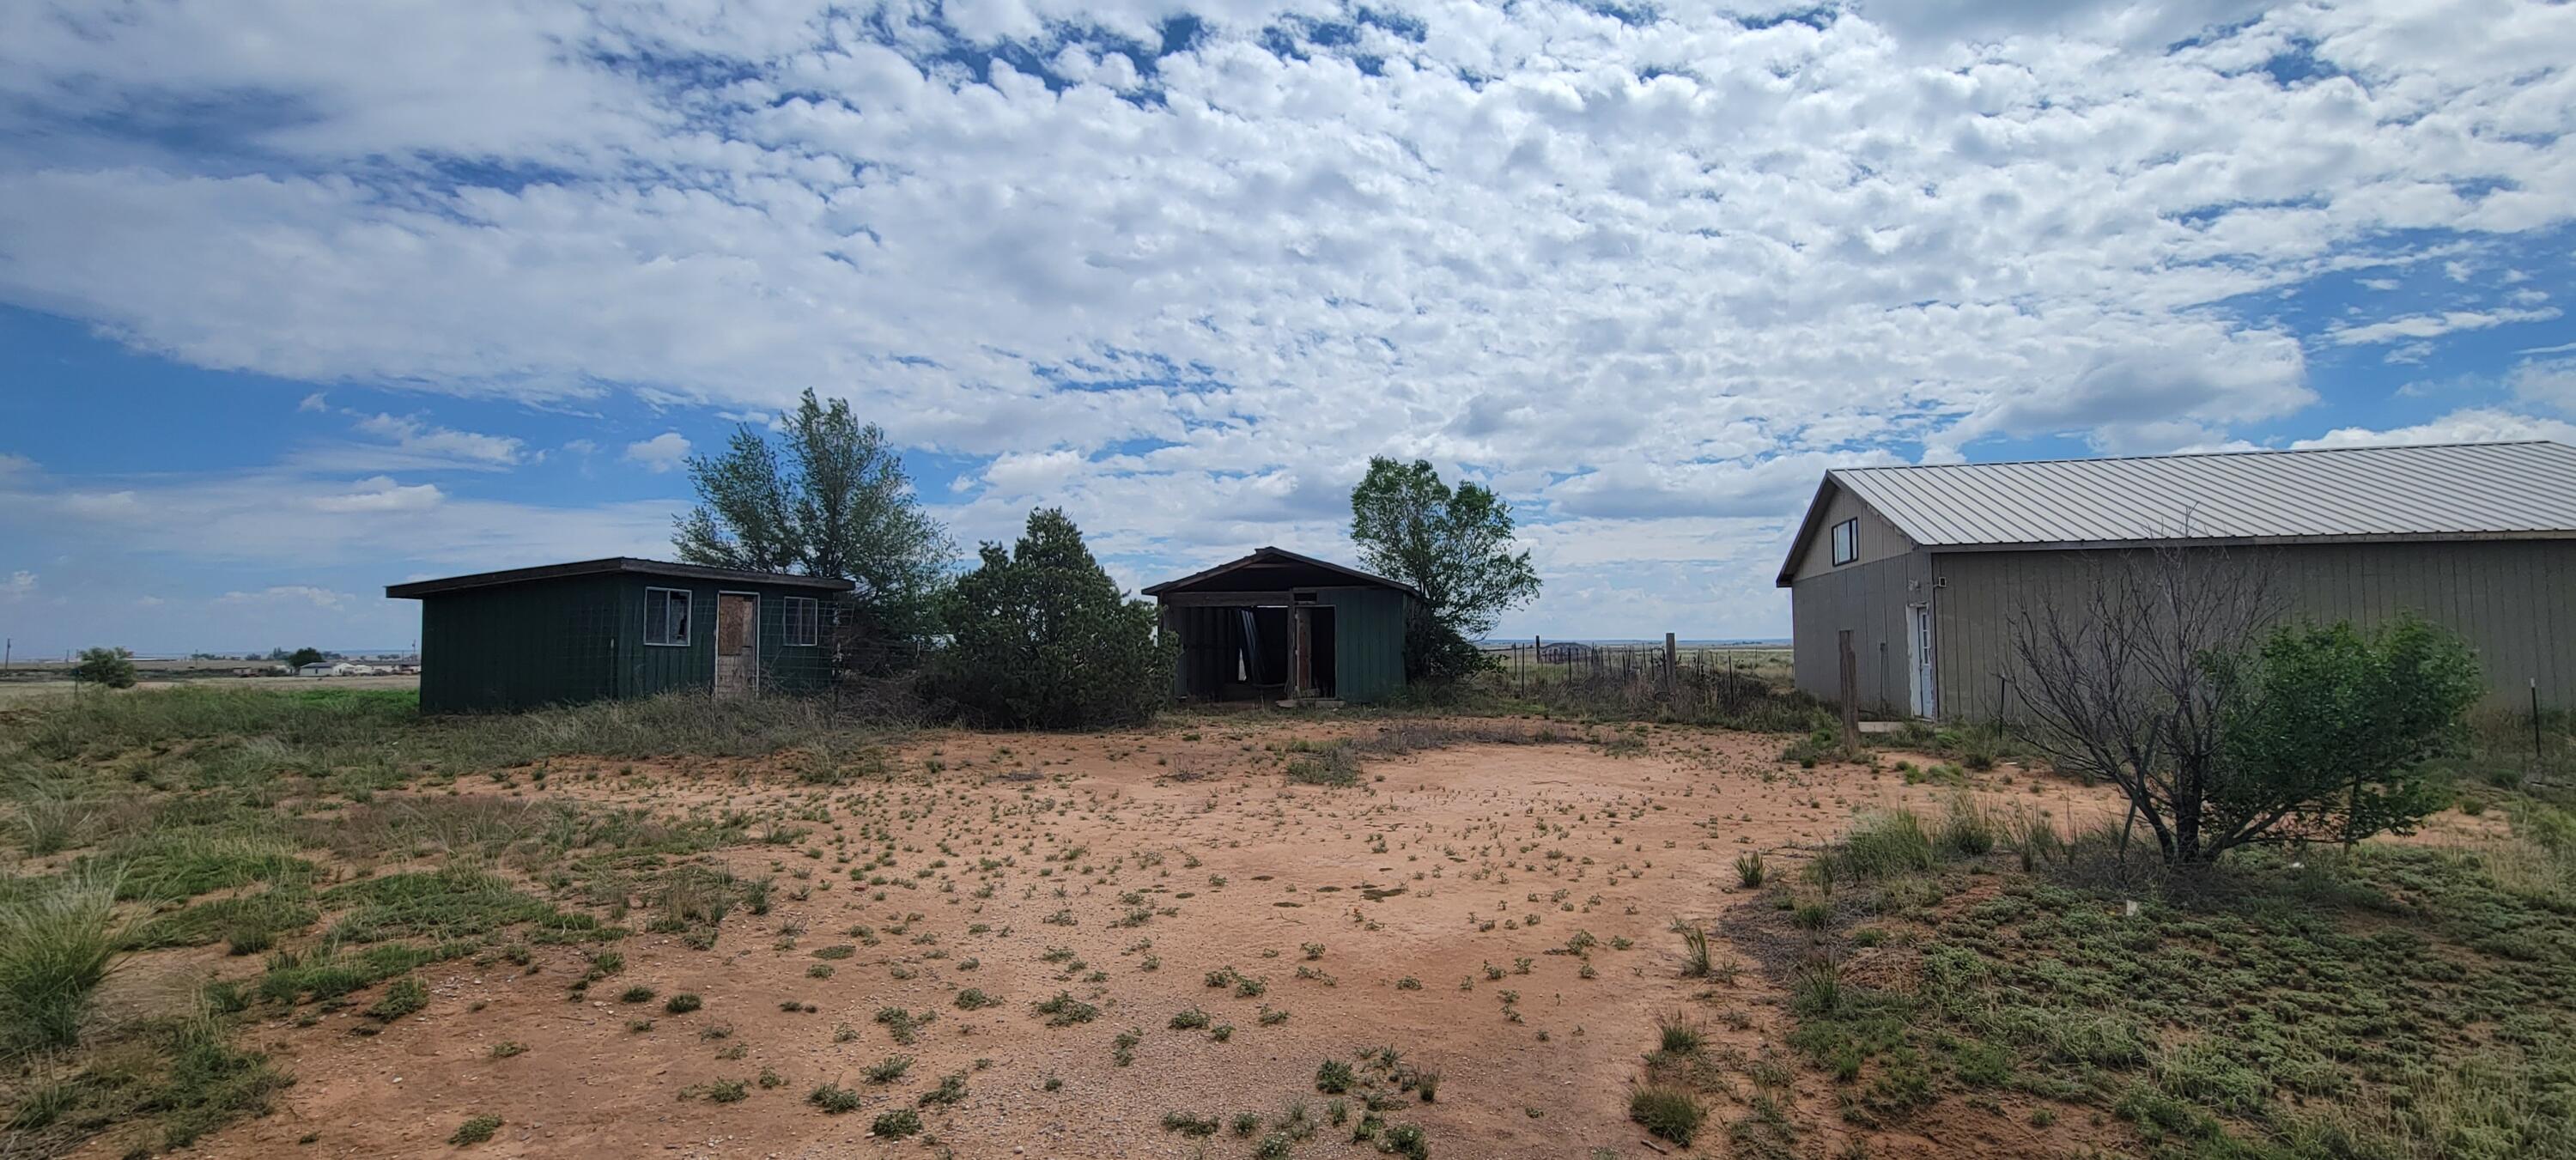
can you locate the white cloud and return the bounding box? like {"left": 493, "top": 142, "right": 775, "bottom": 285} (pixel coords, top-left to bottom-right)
{"left": 2509, "top": 356, "right": 2576, "bottom": 414}
{"left": 624, "top": 432, "right": 691, "bottom": 473}
{"left": 2324, "top": 307, "right": 2564, "bottom": 346}
{"left": 217, "top": 586, "right": 350, "bottom": 610}
{"left": 3, "top": 0, "right": 2576, "bottom": 638}
{"left": 2291, "top": 407, "right": 2576, "bottom": 449}
{"left": 0, "top": 570, "right": 33, "bottom": 601}
{"left": 299, "top": 392, "right": 331, "bottom": 413}
{"left": 347, "top": 412, "right": 525, "bottom": 467}
{"left": 0, "top": 452, "right": 34, "bottom": 473}
{"left": 310, "top": 477, "right": 445, "bottom": 513}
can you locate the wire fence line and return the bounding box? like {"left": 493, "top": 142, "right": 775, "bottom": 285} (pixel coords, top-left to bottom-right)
{"left": 1477, "top": 638, "right": 1797, "bottom": 718}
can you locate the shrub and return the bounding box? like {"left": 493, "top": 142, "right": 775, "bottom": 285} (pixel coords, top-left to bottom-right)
{"left": 366, "top": 976, "right": 428, "bottom": 1022}
{"left": 71, "top": 647, "right": 137, "bottom": 689}
{"left": 808, "top": 1083, "right": 863, "bottom": 1114}
{"left": 450, "top": 1114, "right": 503, "bottom": 1145}
{"left": 1315, "top": 1058, "right": 1357, "bottom": 1093}
{"left": 1818, "top": 810, "right": 1936, "bottom": 881}
{"left": 1629, "top": 1084, "right": 1703, "bottom": 1146}
{"left": 925, "top": 508, "right": 1174, "bottom": 729}
{"left": 0, "top": 866, "right": 124, "bottom": 1049}
{"left": 870, "top": 1107, "right": 921, "bottom": 1139}
{"left": 1735, "top": 850, "right": 1766, "bottom": 888}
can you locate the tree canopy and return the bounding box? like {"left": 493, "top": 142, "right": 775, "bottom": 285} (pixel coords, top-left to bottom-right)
{"left": 674, "top": 389, "right": 951, "bottom": 640}
{"left": 925, "top": 508, "right": 1173, "bottom": 729}
{"left": 1348, "top": 457, "right": 1540, "bottom": 679}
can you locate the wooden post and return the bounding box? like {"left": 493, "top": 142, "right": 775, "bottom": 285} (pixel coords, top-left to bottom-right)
{"left": 1662, "top": 632, "right": 1678, "bottom": 700}
{"left": 1838, "top": 629, "right": 1859, "bottom": 753}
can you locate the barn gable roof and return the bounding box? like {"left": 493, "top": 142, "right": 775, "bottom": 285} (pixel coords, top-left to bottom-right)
{"left": 1777, "top": 440, "right": 2576, "bottom": 586}
{"left": 1143, "top": 546, "right": 1422, "bottom": 599}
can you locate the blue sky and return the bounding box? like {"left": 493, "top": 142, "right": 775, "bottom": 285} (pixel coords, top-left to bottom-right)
{"left": 3, "top": 0, "right": 2574, "bottom": 655}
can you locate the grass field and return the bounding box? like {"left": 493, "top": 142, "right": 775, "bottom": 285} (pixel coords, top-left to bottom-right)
{"left": 0, "top": 683, "right": 2568, "bottom": 1157}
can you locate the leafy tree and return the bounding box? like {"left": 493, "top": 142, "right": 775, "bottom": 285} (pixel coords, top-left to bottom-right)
{"left": 2009, "top": 549, "right": 2480, "bottom": 863}
{"left": 674, "top": 389, "right": 952, "bottom": 642}
{"left": 1348, "top": 458, "right": 1540, "bottom": 681}
{"left": 71, "top": 647, "right": 137, "bottom": 689}
{"left": 926, "top": 508, "right": 1172, "bottom": 728}
{"left": 286, "top": 647, "right": 325, "bottom": 669}
{"left": 2211, "top": 615, "right": 2482, "bottom": 850}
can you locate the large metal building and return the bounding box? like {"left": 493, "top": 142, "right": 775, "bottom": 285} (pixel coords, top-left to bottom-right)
{"left": 1145, "top": 547, "right": 1419, "bottom": 705}
{"left": 389, "top": 558, "right": 852, "bottom": 713}
{"left": 1777, "top": 441, "right": 2576, "bottom": 720}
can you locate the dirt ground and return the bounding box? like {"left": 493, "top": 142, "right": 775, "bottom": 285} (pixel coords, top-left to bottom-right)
{"left": 100, "top": 718, "right": 2142, "bottom": 1158}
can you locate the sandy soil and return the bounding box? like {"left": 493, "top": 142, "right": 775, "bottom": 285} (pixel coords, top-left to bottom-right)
{"left": 105, "top": 719, "right": 2151, "bottom": 1159}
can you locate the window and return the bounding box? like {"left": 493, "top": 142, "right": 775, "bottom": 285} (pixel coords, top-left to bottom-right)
{"left": 785, "top": 596, "right": 821, "bottom": 647}
{"left": 1831, "top": 518, "right": 1858, "bottom": 567}
{"left": 645, "top": 587, "right": 691, "bottom": 646}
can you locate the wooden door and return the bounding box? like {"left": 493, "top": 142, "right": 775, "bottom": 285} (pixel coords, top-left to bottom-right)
{"left": 715, "top": 592, "right": 756, "bottom": 697}
{"left": 1290, "top": 606, "right": 1314, "bottom": 697}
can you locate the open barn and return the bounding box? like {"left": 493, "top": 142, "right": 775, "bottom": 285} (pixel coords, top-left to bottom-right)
{"left": 1144, "top": 546, "right": 1420, "bottom": 705}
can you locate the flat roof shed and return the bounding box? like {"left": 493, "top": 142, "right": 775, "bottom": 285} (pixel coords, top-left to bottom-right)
{"left": 388, "top": 557, "right": 853, "bottom": 714}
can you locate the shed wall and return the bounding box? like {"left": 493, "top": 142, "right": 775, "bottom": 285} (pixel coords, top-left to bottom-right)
{"left": 1789, "top": 550, "right": 1932, "bottom": 715}
{"left": 417, "top": 574, "right": 622, "bottom": 714}
{"left": 1321, "top": 587, "right": 1409, "bottom": 704}
{"left": 1929, "top": 540, "right": 2576, "bottom": 720}
{"left": 417, "top": 575, "right": 835, "bottom": 713}
{"left": 1789, "top": 485, "right": 1917, "bottom": 583}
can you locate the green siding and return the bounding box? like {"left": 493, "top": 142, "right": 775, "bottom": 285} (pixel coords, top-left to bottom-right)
{"left": 415, "top": 574, "right": 836, "bottom": 713}
{"left": 1320, "top": 587, "right": 1409, "bottom": 703}
{"left": 417, "top": 574, "right": 623, "bottom": 713}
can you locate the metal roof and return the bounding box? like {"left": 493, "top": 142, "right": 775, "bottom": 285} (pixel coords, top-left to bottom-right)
{"left": 387, "top": 557, "right": 854, "bottom": 598}
{"left": 1777, "top": 441, "right": 2576, "bottom": 585}
{"left": 1142, "top": 546, "right": 1423, "bottom": 598}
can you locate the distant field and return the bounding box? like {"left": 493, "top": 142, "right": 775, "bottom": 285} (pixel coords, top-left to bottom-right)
{"left": 0, "top": 673, "right": 418, "bottom": 704}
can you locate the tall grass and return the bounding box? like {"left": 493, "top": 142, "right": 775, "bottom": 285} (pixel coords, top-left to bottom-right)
{"left": 0, "top": 865, "right": 125, "bottom": 1050}
{"left": 1813, "top": 810, "right": 1937, "bottom": 882}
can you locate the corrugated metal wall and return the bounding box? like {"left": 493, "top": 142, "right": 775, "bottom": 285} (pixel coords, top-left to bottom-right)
{"left": 418, "top": 574, "right": 622, "bottom": 713}
{"left": 1789, "top": 550, "right": 1932, "bottom": 715}
{"left": 1321, "top": 587, "right": 1409, "bottom": 703}
{"left": 1930, "top": 540, "right": 2576, "bottom": 720}
{"left": 418, "top": 574, "right": 835, "bottom": 713}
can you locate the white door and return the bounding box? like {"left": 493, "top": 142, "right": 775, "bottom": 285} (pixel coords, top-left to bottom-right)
{"left": 1908, "top": 604, "right": 1935, "bottom": 718}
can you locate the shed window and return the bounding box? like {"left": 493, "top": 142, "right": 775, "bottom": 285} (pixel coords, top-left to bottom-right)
{"left": 646, "top": 587, "right": 691, "bottom": 646}
{"left": 785, "top": 597, "right": 821, "bottom": 647}
{"left": 1831, "top": 518, "right": 1858, "bottom": 567}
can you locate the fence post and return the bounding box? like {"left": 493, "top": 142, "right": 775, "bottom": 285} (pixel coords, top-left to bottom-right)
{"left": 1663, "top": 632, "right": 1678, "bottom": 701}
{"left": 1838, "top": 629, "right": 1859, "bottom": 753}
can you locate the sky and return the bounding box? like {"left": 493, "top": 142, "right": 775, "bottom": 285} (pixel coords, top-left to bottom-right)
{"left": 3, "top": 0, "right": 2574, "bottom": 656}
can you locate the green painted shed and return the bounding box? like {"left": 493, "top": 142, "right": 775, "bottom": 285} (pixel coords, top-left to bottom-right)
{"left": 387, "top": 558, "right": 854, "bottom": 714}
{"left": 1144, "top": 547, "right": 1420, "bottom": 705}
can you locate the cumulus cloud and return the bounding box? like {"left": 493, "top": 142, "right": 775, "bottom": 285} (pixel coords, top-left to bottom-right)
{"left": 3, "top": 0, "right": 2575, "bottom": 640}
{"left": 2291, "top": 407, "right": 2576, "bottom": 449}
{"left": 1, "top": 570, "right": 33, "bottom": 601}
{"left": 218, "top": 586, "right": 349, "bottom": 610}
{"left": 624, "top": 433, "right": 692, "bottom": 473}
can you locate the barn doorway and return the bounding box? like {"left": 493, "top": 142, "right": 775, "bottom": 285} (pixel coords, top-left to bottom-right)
{"left": 715, "top": 592, "right": 757, "bottom": 697}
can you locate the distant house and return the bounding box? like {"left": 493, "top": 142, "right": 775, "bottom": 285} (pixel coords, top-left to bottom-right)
{"left": 1144, "top": 547, "right": 1420, "bottom": 705}
{"left": 295, "top": 662, "right": 340, "bottom": 677}
{"left": 1777, "top": 441, "right": 2576, "bottom": 720}
{"left": 386, "top": 558, "right": 854, "bottom": 714}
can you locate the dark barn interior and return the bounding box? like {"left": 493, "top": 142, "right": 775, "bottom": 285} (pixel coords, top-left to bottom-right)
{"left": 1145, "top": 547, "right": 1415, "bottom": 706}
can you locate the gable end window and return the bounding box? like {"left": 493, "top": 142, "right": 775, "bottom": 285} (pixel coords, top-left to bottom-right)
{"left": 785, "top": 597, "right": 821, "bottom": 647}
{"left": 645, "top": 587, "right": 692, "bottom": 646}
{"left": 1831, "top": 518, "right": 1859, "bottom": 567}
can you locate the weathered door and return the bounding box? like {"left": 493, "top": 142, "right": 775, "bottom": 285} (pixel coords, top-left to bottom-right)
{"left": 1908, "top": 604, "right": 1935, "bottom": 719}
{"left": 715, "top": 592, "right": 756, "bottom": 697}
{"left": 1289, "top": 605, "right": 1315, "bottom": 697}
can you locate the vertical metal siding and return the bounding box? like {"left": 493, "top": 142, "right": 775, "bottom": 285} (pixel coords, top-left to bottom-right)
{"left": 416, "top": 574, "right": 621, "bottom": 713}
{"left": 1320, "top": 588, "right": 1408, "bottom": 703}
{"left": 1930, "top": 541, "right": 2576, "bottom": 720}
{"left": 1789, "top": 550, "right": 1930, "bottom": 715}
{"left": 416, "top": 574, "right": 839, "bottom": 713}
